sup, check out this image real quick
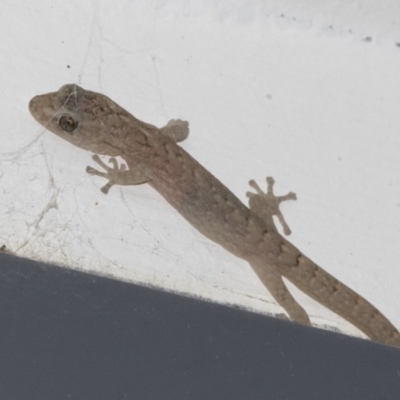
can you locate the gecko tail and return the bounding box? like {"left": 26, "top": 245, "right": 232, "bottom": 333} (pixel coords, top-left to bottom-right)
{"left": 277, "top": 248, "right": 400, "bottom": 347}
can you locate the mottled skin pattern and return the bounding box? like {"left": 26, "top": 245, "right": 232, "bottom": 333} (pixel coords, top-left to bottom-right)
{"left": 29, "top": 84, "right": 400, "bottom": 347}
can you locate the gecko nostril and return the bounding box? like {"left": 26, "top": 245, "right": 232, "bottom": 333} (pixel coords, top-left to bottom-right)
{"left": 59, "top": 115, "right": 78, "bottom": 132}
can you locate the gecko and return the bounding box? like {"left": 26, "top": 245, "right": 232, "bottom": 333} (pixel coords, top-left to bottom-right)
{"left": 29, "top": 84, "right": 400, "bottom": 347}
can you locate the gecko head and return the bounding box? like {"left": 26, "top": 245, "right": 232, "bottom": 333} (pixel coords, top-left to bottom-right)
{"left": 29, "top": 84, "right": 129, "bottom": 156}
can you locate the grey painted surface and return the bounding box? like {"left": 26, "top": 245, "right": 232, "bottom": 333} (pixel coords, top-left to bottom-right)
{"left": 0, "top": 254, "right": 399, "bottom": 400}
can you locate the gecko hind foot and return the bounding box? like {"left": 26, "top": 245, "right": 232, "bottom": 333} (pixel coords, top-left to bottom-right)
{"left": 246, "top": 177, "right": 296, "bottom": 235}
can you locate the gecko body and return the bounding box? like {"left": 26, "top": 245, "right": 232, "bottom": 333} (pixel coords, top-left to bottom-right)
{"left": 29, "top": 84, "right": 400, "bottom": 347}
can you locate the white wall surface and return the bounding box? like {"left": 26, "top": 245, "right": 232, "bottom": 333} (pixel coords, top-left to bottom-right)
{"left": 1, "top": 0, "right": 400, "bottom": 341}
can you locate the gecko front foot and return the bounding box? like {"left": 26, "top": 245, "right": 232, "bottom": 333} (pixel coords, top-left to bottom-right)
{"left": 160, "top": 119, "right": 189, "bottom": 142}
{"left": 86, "top": 155, "right": 152, "bottom": 194}
{"left": 246, "top": 177, "right": 296, "bottom": 235}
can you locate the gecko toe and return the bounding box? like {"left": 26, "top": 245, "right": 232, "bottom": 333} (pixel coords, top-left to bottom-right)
{"left": 100, "top": 182, "right": 114, "bottom": 194}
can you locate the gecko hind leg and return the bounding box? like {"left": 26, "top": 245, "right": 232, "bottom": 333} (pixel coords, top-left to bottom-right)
{"left": 250, "top": 258, "right": 311, "bottom": 326}
{"left": 86, "top": 155, "right": 152, "bottom": 194}
{"left": 160, "top": 119, "right": 189, "bottom": 142}
{"left": 246, "top": 177, "right": 296, "bottom": 235}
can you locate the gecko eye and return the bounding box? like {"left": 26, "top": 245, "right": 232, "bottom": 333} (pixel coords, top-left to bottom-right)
{"left": 59, "top": 115, "right": 78, "bottom": 132}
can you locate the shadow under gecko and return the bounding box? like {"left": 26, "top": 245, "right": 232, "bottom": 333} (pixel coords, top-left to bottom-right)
{"left": 29, "top": 84, "right": 400, "bottom": 347}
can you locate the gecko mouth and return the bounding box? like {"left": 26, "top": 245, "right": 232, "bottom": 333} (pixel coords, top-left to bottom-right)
{"left": 28, "top": 95, "right": 56, "bottom": 126}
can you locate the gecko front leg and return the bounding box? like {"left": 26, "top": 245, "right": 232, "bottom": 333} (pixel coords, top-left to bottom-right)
{"left": 86, "top": 155, "right": 152, "bottom": 194}
{"left": 159, "top": 119, "right": 189, "bottom": 142}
